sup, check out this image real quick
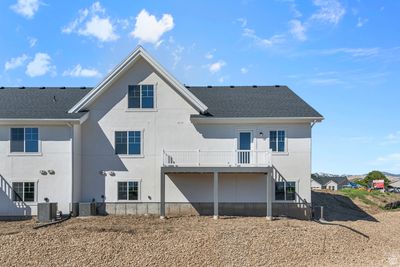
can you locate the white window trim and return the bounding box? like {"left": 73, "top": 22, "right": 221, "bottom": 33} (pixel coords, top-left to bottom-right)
{"left": 12, "top": 180, "right": 38, "bottom": 204}
{"left": 114, "top": 129, "right": 144, "bottom": 158}
{"left": 126, "top": 83, "right": 157, "bottom": 111}
{"left": 116, "top": 179, "right": 142, "bottom": 202}
{"left": 269, "top": 129, "right": 288, "bottom": 155}
{"left": 8, "top": 127, "right": 42, "bottom": 156}
{"left": 273, "top": 180, "right": 298, "bottom": 203}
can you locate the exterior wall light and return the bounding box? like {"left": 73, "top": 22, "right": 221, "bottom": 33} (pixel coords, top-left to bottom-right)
{"left": 109, "top": 171, "right": 116, "bottom": 176}
{"left": 48, "top": 170, "right": 55, "bottom": 175}
{"left": 40, "top": 170, "right": 48, "bottom": 175}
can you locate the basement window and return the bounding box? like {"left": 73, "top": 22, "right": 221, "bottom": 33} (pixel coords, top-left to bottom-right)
{"left": 12, "top": 182, "right": 35, "bottom": 202}
{"left": 128, "top": 84, "right": 154, "bottom": 109}
{"left": 117, "top": 181, "right": 139, "bottom": 201}
{"left": 275, "top": 181, "right": 296, "bottom": 201}
{"left": 10, "top": 128, "right": 39, "bottom": 153}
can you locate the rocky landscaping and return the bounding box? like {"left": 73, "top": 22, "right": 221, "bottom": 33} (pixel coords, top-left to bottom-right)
{"left": 1, "top": 209, "right": 400, "bottom": 266}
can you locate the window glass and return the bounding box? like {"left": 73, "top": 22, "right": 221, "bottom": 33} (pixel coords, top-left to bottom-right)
{"left": 24, "top": 182, "right": 35, "bottom": 202}
{"left": 115, "top": 132, "right": 128, "bottom": 154}
{"left": 141, "top": 85, "right": 154, "bottom": 108}
{"left": 11, "top": 128, "right": 24, "bottom": 152}
{"left": 25, "top": 128, "right": 39, "bottom": 152}
{"left": 278, "top": 130, "right": 285, "bottom": 152}
{"left": 128, "top": 85, "right": 141, "bottom": 108}
{"left": 286, "top": 182, "right": 296, "bottom": 201}
{"left": 269, "top": 131, "right": 277, "bottom": 152}
{"left": 128, "top": 181, "right": 138, "bottom": 200}
{"left": 118, "top": 181, "right": 139, "bottom": 200}
{"left": 275, "top": 182, "right": 285, "bottom": 200}
{"left": 12, "top": 182, "right": 34, "bottom": 202}
{"left": 12, "top": 182, "right": 24, "bottom": 201}
{"left": 128, "top": 131, "right": 141, "bottom": 155}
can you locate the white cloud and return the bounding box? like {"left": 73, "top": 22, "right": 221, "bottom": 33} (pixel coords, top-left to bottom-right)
{"left": 242, "top": 28, "right": 285, "bottom": 47}
{"left": 10, "top": 0, "right": 40, "bottom": 19}
{"left": 25, "top": 53, "right": 55, "bottom": 77}
{"left": 63, "top": 64, "right": 101, "bottom": 78}
{"left": 357, "top": 17, "right": 368, "bottom": 28}
{"left": 62, "top": 2, "right": 119, "bottom": 42}
{"left": 28, "top": 37, "right": 37, "bottom": 47}
{"left": 375, "top": 153, "right": 400, "bottom": 173}
{"left": 289, "top": 19, "right": 307, "bottom": 41}
{"left": 382, "top": 131, "right": 400, "bottom": 145}
{"left": 321, "top": 48, "right": 380, "bottom": 57}
{"left": 311, "top": 0, "right": 346, "bottom": 25}
{"left": 131, "top": 9, "right": 174, "bottom": 45}
{"left": 171, "top": 45, "right": 184, "bottom": 69}
{"left": 240, "top": 67, "right": 248, "bottom": 74}
{"left": 79, "top": 15, "right": 119, "bottom": 42}
{"left": 205, "top": 51, "right": 214, "bottom": 60}
{"left": 237, "top": 18, "right": 247, "bottom": 27}
{"left": 209, "top": 60, "right": 226, "bottom": 73}
{"left": 4, "top": 54, "right": 28, "bottom": 71}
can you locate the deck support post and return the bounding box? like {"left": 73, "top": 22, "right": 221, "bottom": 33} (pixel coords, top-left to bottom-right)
{"left": 266, "top": 171, "right": 273, "bottom": 220}
{"left": 160, "top": 171, "right": 166, "bottom": 219}
{"left": 213, "top": 171, "right": 219, "bottom": 219}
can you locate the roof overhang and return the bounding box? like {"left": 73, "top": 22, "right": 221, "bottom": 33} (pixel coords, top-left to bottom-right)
{"left": 68, "top": 46, "right": 208, "bottom": 114}
{"left": 191, "top": 116, "right": 324, "bottom": 124}
{"left": 0, "top": 112, "right": 89, "bottom": 125}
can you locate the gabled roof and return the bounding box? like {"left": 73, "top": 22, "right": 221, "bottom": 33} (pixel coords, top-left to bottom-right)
{"left": 187, "top": 86, "right": 323, "bottom": 119}
{"left": 68, "top": 46, "right": 208, "bottom": 114}
{"left": 0, "top": 87, "right": 92, "bottom": 120}
{"left": 312, "top": 176, "right": 348, "bottom": 186}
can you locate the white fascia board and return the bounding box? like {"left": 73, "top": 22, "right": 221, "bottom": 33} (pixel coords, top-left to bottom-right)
{"left": 190, "top": 116, "right": 325, "bottom": 124}
{"left": 0, "top": 113, "right": 89, "bottom": 125}
{"left": 68, "top": 46, "right": 208, "bottom": 114}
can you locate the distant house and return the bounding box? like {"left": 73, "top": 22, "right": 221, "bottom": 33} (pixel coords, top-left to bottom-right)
{"left": 311, "top": 176, "right": 349, "bottom": 190}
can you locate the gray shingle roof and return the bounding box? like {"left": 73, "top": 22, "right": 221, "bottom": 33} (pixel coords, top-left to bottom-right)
{"left": 187, "top": 85, "right": 323, "bottom": 118}
{"left": 0, "top": 87, "right": 92, "bottom": 119}
{"left": 312, "top": 176, "right": 349, "bottom": 186}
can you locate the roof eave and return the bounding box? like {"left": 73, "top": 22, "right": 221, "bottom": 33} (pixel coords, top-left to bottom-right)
{"left": 191, "top": 116, "right": 325, "bottom": 124}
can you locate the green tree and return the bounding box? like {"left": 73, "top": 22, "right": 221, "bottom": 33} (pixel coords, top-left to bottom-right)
{"left": 363, "top": 171, "right": 390, "bottom": 187}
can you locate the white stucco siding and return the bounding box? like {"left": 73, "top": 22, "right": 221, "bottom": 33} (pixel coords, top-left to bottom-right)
{"left": 0, "top": 125, "right": 73, "bottom": 215}
{"left": 80, "top": 57, "right": 313, "bottom": 205}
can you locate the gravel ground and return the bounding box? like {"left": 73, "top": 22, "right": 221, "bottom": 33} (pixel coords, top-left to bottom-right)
{"left": 1, "top": 212, "right": 400, "bottom": 267}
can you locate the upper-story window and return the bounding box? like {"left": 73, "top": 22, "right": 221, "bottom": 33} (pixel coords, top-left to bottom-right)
{"left": 128, "top": 84, "right": 154, "bottom": 109}
{"left": 269, "top": 130, "right": 285, "bottom": 152}
{"left": 115, "top": 131, "right": 142, "bottom": 156}
{"left": 10, "top": 128, "right": 39, "bottom": 153}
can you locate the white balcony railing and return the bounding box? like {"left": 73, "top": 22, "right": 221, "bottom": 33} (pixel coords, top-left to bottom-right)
{"left": 162, "top": 150, "right": 272, "bottom": 167}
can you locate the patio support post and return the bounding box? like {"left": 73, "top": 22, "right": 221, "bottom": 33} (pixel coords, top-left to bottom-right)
{"left": 160, "top": 171, "right": 166, "bottom": 219}
{"left": 213, "top": 171, "right": 219, "bottom": 219}
{"left": 266, "top": 171, "right": 273, "bottom": 220}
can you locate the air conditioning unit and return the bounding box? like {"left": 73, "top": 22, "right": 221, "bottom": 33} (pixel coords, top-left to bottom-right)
{"left": 37, "top": 202, "right": 58, "bottom": 222}
{"left": 79, "top": 202, "right": 96, "bottom": 216}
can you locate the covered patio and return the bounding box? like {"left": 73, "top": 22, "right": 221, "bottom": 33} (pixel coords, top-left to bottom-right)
{"left": 160, "top": 166, "right": 274, "bottom": 220}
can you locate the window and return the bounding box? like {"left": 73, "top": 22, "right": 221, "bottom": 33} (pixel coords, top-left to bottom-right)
{"left": 10, "top": 128, "right": 39, "bottom": 153}
{"left": 270, "top": 130, "right": 285, "bottom": 152}
{"left": 128, "top": 84, "right": 154, "bottom": 109}
{"left": 275, "top": 181, "right": 296, "bottom": 201}
{"left": 115, "top": 131, "right": 142, "bottom": 155}
{"left": 117, "top": 181, "right": 139, "bottom": 201}
{"left": 12, "top": 182, "right": 35, "bottom": 202}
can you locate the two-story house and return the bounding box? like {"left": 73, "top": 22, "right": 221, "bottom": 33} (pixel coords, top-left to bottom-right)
{"left": 0, "top": 46, "right": 323, "bottom": 220}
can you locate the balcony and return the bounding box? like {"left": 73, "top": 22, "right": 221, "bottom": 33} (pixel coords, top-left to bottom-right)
{"left": 162, "top": 150, "right": 272, "bottom": 167}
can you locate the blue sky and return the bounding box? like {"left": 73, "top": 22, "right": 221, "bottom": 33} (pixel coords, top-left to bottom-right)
{"left": 1, "top": 0, "right": 399, "bottom": 174}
